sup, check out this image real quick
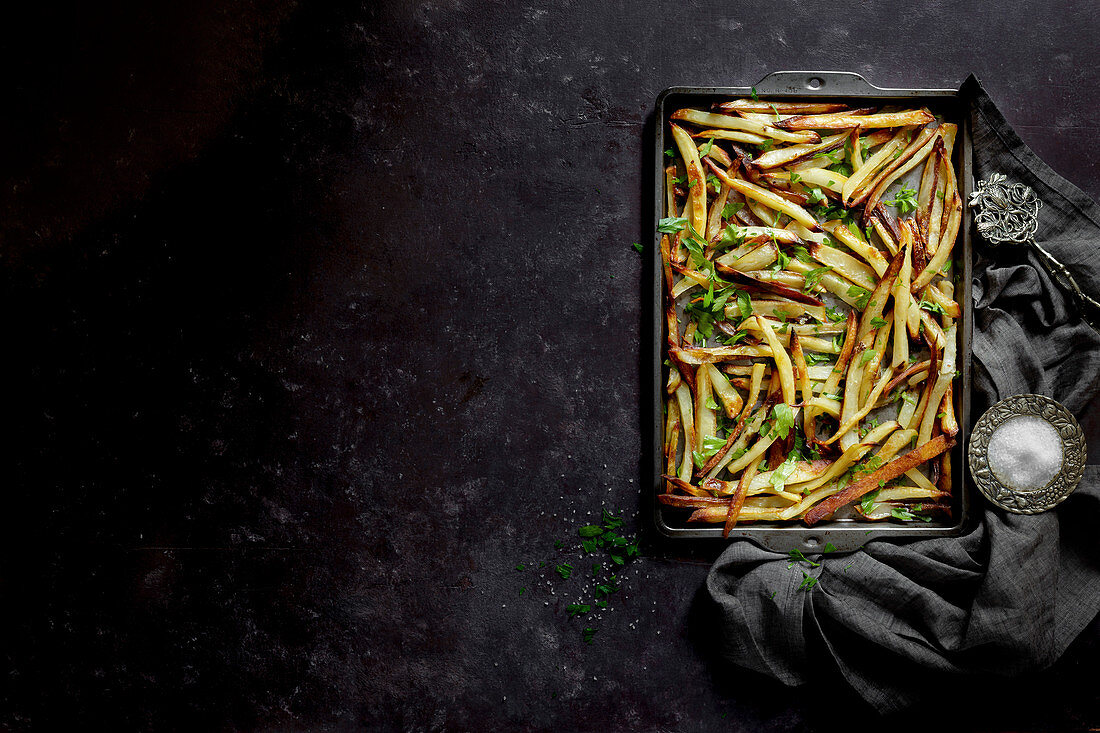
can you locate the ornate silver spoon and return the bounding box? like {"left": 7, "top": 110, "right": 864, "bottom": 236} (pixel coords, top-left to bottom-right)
{"left": 969, "top": 173, "right": 1100, "bottom": 326}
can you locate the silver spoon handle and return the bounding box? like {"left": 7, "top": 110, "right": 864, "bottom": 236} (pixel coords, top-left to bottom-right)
{"left": 1029, "top": 239, "right": 1100, "bottom": 324}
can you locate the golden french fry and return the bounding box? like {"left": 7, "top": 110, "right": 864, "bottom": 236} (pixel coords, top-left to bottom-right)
{"left": 804, "top": 435, "right": 954, "bottom": 525}
{"left": 778, "top": 108, "right": 934, "bottom": 130}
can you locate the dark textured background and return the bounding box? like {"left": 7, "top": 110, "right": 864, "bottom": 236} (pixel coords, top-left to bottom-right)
{"left": 3, "top": 1, "right": 1098, "bottom": 730}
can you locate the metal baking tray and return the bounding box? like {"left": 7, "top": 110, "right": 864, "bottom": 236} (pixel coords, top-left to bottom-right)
{"left": 650, "top": 71, "right": 973, "bottom": 553}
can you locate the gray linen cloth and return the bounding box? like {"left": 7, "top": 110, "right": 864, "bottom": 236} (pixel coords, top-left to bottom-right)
{"left": 705, "top": 75, "right": 1100, "bottom": 713}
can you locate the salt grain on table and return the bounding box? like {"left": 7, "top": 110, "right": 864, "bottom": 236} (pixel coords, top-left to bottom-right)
{"left": 986, "top": 416, "right": 1063, "bottom": 490}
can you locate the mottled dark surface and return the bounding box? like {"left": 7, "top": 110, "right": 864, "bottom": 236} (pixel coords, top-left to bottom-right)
{"left": 3, "top": 1, "right": 1099, "bottom": 730}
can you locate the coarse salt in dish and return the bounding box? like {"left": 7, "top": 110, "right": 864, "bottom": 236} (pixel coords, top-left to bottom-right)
{"left": 986, "top": 416, "right": 1063, "bottom": 490}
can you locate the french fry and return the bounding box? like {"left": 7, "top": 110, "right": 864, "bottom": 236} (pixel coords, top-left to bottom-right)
{"left": 917, "top": 137, "right": 944, "bottom": 235}
{"left": 871, "top": 204, "right": 902, "bottom": 251}
{"left": 671, "top": 108, "right": 821, "bottom": 144}
{"left": 717, "top": 99, "right": 850, "bottom": 114}
{"left": 848, "top": 127, "right": 863, "bottom": 171}
{"left": 706, "top": 181, "right": 732, "bottom": 242}
{"left": 674, "top": 382, "right": 696, "bottom": 483}
{"left": 856, "top": 124, "right": 941, "bottom": 212}
{"left": 709, "top": 168, "right": 822, "bottom": 231}
{"left": 841, "top": 127, "right": 911, "bottom": 204}
{"left": 752, "top": 132, "right": 848, "bottom": 169}
{"left": 808, "top": 240, "right": 877, "bottom": 290}
{"left": 670, "top": 123, "right": 707, "bottom": 235}
{"left": 856, "top": 248, "right": 907, "bottom": 340}
{"left": 777, "top": 108, "right": 934, "bottom": 131}
{"left": 920, "top": 281, "right": 961, "bottom": 318}
{"left": 692, "top": 128, "right": 770, "bottom": 146}
{"left": 756, "top": 316, "right": 796, "bottom": 404}
{"left": 803, "top": 435, "right": 955, "bottom": 525}
{"left": 892, "top": 231, "right": 912, "bottom": 368}
{"left": 723, "top": 456, "right": 761, "bottom": 534}
{"left": 664, "top": 398, "right": 681, "bottom": 488}
{"left": 918, "top": 325, "right": 957, "bottom": 446}
{"left": 705, "top": 363, "right": 744, "bottom": 419}
{"left": 823, "top": 220, "right": 889, "bottom": 277}
{"left": 859, "top": 316, "right": 892, "bottom": 409}
{"left": 766, "top": 167, "right": 848, "bottom": 193}
{"left": 789, "top": 333, "right": 815, "bottom": 442}
{"left": 721, "top": 225, "right": 805, "bottom": 245}
{"left": 672, "top": 344, "right": 773, "bottom": 365}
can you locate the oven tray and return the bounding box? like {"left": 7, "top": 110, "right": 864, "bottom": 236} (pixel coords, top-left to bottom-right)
{"left": 650, "top": 71, "right": 974, "bottom": 553}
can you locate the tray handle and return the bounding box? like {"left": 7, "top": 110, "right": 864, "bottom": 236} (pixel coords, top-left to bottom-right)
{"left": 751, "top": 70, "right": 884, "bottom": 96}
{"left": 737, "top": 530, "right": 881, "bottom": 555}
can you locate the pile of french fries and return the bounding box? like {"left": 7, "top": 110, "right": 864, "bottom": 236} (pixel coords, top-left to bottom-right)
{"left": 658, "top": 98, "right": 961, "bottom": 534}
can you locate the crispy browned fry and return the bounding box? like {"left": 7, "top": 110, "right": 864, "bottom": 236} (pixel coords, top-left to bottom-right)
{"left": 847, "top": 126, "right": 862, "bottom": 171}
{"left": 662, "top": 476, "right": 710, "bottom": 497}
{"left": 778, "top": 108, "right": 934, "bottom": 130}
{"left": 893, "top": 226, "right": 912, "bottom": 368}
{"left": 851, "top": 123, "right": 939, "bottom": 208}
{"left": 723, "top": 456, "right": 761, "bottom": 534}
{"left": 752, "top": 132, "right": 848, "bottom": 169}
{"left": 717, "top": 100, "right": 850, "bottom": 114}
{"left": 670, "top": 123, "right": 707, "bottom": 235}
{"left": 885, "top": 359, "right": 931, "bottom": 394}
{"left": 714, "top": 266, "right": 824, "bottom": 305}
{"left": 705, "top": 144, "right": 734, "bottom": 169}
{"left": 707, "top": 165, "right": 822, "bottom": 231}
{"left": 917, "top": 137, "right": 945, "bottom": 233}
{"left": 857, "top": 247, "right": 907, "bottom": 340}
{"left": 913, "top": 179, "right": 961, "bottom": 288}
{"left": 672, "top": 108, "right": 821, "bottom": 143}
{"left": 789, "top": 333, "right": 815, "bottom": 443}
{"left": 706, "top": 180, "right": 733, "bottom": 242}
{"left": 859, "top": 127, "right": 943, "bottom": 216}
{"left": 940, "top": 382, "right": 959, "bottom": 437}
{"left": 824, "top": 220, "right": 889, "bottom": 277}
{"left": 658, "top": 493, "right": 729, "bottom": 508}
{"left": 803, "top": 435, "right": 955, "bottom": 525}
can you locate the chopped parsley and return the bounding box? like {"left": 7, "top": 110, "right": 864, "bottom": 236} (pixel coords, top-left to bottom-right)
{"left": 632, "top": 242, "right": 644, "bottom": 253}
{"left": 891, "top": 505, "right": 933, "bottom": 522}
{"left": 920, "top": 299, "right": 946, "bottom": 315}
{"left": 787, "top": 548, "right": 820, "bottom": 568}
{"left": 859, "top": 490, "right": 880, "bottom": 516}
{"left": 847, "top": 284, "right": 871, "bottom": 309}
{"left": 657, "top": 217, "right": 688, "bottom": 233}
{"left": 885, "top": 186, "right": 918, "bottom": 214}
{"left": 765, "top": 403, "right": 796, "bottom": 439}
{"left": 769, "top": 455, "right": 799, "bottom": 493}
{"left": 722, "top": 201, "right": 744, "bottom": 220}
{"left": 803, "top": 266, "right": 832, "bottom": 293}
